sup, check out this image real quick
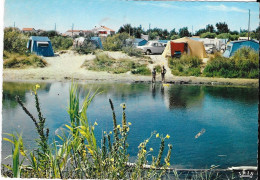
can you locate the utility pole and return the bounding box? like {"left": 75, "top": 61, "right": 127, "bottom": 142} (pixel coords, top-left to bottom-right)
{"left": 192, "top": 25, "right": 193, "bottom": 36}
{"left": 54, "top": 23, "right": 56, "bottom": 32}
{"left": 72, "top": 23, "right": 74, "bottom": 37}
{"left": 248, "top": 9, "right": 250, "bottom": 40}
{"left": 149, "top": 23, "right": 151, "bottom": 40}
{"left": 13, "top": 22, "right": 15, "bottom": 28}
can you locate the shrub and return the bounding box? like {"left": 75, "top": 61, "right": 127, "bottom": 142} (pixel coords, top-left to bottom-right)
{"left": 131, "top": 65, "right": 151, "bottom": 75}
{"left": 122, "top": 46, "right": 143, "bottom": 57}
{"left": 168, "top": 55, "right": 202, "bottom": 76}
{"left": 74, "top": 40, "right": 96, "bottom": 55}
{"left": 4, "top": 27, "right": 28, "bottom": 54}
{"left": 103, "top": 33, "right": 131, "bottom": 51}
{"left": 200, "top": 32, "right": 217, "bottom": 38}
{"left": 51, "top": 36, "right": 73, "bottom": 51}
{"left": 155, "top": 65, "right": 162, "bottom": 73}
{"left": 203, "top": 47, "right": 259, "bottom": 78}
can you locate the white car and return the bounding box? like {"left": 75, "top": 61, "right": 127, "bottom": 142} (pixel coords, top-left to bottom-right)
{"left": 137, "top": 41, "right": 165, "bottom": 55}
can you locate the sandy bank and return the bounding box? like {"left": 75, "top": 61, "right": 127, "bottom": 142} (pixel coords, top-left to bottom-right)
{"left": 2, "top": 51, "right": 258, "bottom": 87}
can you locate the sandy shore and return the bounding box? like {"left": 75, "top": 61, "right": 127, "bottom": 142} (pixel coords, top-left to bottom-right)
{"left": 2, "top": 51, "right": 259, "bottom": 87}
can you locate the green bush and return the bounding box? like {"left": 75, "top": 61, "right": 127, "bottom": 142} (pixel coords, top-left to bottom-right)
{"left": 122, "top": 46, "right": 143, "bottom": 57}
{"left": 131, "top": 65, "right": 151, "bottom": 75}
{"left": 82, "top": 52, "right": 150, "bottom": 75}
{"left": 203, "top": 47, "right": 259, "bottom": 78}
{"left": 168, "top": 55, "right": 202, "bottom": 76}
{"left": 4, "top": 27, "right": 28, "bottom": 54}
{"left": 74, "top": 41, "right": 96, "bottom": 55}
{"left": 51, "top": 36, "right": 73, "bottom": 51}
{"left": 103, "top": 33, "right": 131, "bottom": 51}
{"left": 155, "top": 65, "right": 162, "bottom": 73}
{"left": 3, "top": 52, "right": 47, "bottom": 68}
{"left": 200, "top": 32, "right": 217, "bottom": 38}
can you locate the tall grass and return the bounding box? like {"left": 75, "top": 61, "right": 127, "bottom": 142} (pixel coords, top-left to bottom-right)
{"left": 3, "top": 83, "right": 172, "bottom": 179}
{"left": 168, "top": 55, "right": 202, "bottom": 76}
{"left": 203, "top": 47, "right": 259, "bottom": 78}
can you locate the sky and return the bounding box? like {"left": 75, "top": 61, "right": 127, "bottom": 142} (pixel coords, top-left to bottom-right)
{"left": 2, "top": 0, "right": 260, "bottom": 34}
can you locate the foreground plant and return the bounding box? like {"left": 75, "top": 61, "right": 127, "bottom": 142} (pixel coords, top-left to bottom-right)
{"left": 2, "top": 83, "right": 172, "bottom": 179}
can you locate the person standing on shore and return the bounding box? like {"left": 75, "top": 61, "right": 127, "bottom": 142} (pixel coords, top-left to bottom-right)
{"left": 161, "top": 65, "right": 166, "bottom": 83}
{"left": 152, "top": 67, "right": 156, "bottom": 83}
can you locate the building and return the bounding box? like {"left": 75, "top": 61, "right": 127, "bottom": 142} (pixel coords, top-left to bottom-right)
{"left": 64, "top": 30, "right": 92, "bottom": 37}
{"left": 22, "top": 28, "right": 36, "bottom": 33}
{"left": 91, "top": 26, "right": 115, "bottom": 37}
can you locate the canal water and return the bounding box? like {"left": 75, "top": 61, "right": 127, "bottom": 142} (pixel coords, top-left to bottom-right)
{"left": 1, "top": 82, "right": 258, "bottom": 169}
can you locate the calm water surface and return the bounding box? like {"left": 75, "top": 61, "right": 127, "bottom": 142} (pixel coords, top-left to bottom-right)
{"left": 2, "top": 82, "right": 258, "bottom": 169}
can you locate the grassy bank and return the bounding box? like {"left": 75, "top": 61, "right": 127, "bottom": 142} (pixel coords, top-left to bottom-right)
{"left": 3, "top": 51, "right": 47, "bottom": 68}
{"left": 168, "top": 48, "right": 259, "bottom": 79}
{"left": 82, "top": 52, "right": 151, "bottom": 75}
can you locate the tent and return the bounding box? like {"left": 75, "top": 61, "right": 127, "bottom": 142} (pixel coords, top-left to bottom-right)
{"left": 27, "top": 36, "right": 54, "bottom": 57}
{"left": 125, "top": 38, "right": 148, "bottom": 47}
{"left": 162, "top": 37, "right": 207, "bottom": 59}
{"left": 223, "top": 40, "right": 259, "bottom": 58}
{"left": 90, "top": 37, "right": 103, "bottom": 49}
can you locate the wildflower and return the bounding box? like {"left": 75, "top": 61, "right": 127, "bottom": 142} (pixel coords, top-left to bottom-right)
{"left": 110, "top": 158, "right": 114, "bottom": 162}
{"left": 117, "top": 125, "right": 120, "bottom": 129}
{"left": 126, "top": 127, "right": 130, "bottom": 132}
{"left": 35, "top": 84, "right": 40, "bottom": 90}
{"left": 145, "top": 139, "right": 149, "bottom": 143}
{"left": 156, "top": 133, "right": 159, "bottom": 138}
{"left": 166, "top": 162, "right": 170, "bottom": 166}
{"left": 143, "top": 149, "right": 146, "bottom": 153}
{"left": 120, "top": 103, "right": 126, "bottom": 109}
{"left": 128, "top": 122, "right": 132, "bottom": 126}
{"left": 109, "top": 131, "right": 112, "bottom": 134}
{"left": 94, "top": 122, "right": 98, "bottom": 126}
{"left": 166, "top": 134, "right": 170, "bottom": 139}
{"left": 150, "top": 148, "right": 153, "bottom": 152}
{"left": 104, "top": 131, "right": 106, "bottom": 134}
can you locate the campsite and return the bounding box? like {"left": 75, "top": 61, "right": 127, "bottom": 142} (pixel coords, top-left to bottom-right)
{"left": 1, "top": 0, "right": 259, "bottom": 179}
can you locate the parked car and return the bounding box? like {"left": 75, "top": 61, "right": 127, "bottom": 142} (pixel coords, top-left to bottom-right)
{"left": 137, "top": 41, "right": 165, "bottom": 55}
{"left": 204, "top": 44, "right": 216, "bottom": 54}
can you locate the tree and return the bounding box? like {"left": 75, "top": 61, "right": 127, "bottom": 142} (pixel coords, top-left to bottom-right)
{"left": 206, "top": 24, "right": 215, "bottom": 33}
{"left": 195, "top": 28, "right": 207, "bottom": 36}
{"left": 179, "top": 27, "right": 191, "bottom": 37}
{"left": 200, "top": 32, "right": 216, "bottom": 38}
{"left": 118, "top": 24, "right": 133, "bottom": 36}
{"left": 216, "top": 22, "right": 229, "bottom": 34}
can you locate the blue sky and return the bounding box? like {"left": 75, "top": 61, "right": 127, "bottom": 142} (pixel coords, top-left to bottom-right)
{"left": 3, "top": 0, "right": 259, "bottom": 33}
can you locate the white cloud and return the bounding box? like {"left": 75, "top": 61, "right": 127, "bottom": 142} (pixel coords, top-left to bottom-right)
{"left": 205, "top": 4, "right": 247, "bottom": 13}
{"left": 136, "top": 2, "right": 184, "bottom": 10}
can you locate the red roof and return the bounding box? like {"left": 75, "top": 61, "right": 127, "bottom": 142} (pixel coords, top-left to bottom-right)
{"left": 101, "top": 26, "right": 115, "bottom": 32}
{"left": 22, "top": 28, "right": 35, "bottom": 31}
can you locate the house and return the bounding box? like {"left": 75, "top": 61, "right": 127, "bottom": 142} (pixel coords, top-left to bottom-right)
{"left": 162, "top": 37, "right": 207, "bottom": 59}
{"left": 223, "top": 40, "right": 259, "bottom": 58}
{"left": 91, "top": 26, "right": 115, "bottom": 37}
{"left": 27, "top": 36, "right": 54, "bottom": 57}
{"left": 22, "top": 28, "right": 36, "bottom": 33}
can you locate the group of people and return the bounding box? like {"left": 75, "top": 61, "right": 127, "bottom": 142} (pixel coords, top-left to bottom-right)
{"left": 152, "top": 65, "right": 167, "bottom": 83}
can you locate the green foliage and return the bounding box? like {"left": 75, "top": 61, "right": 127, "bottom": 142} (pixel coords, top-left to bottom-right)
{"left": 155, "top": 65, "right": 162, "bottom": 73}
{"left": 168, "top": 55, "right": 202, "bottom": 76}
{"left": 3, "top": 83, "right": 172, "bottom": 179}
{"left": 74, "top": 40, "right": 96, "bottom": 55}
{"left": 178, "top": 27, "right": 191, "bottom": 37}
{"left": 3, "top": 52, "right": 47, "bottom": 68}
{"left": 200, "top": 32, "right": 217, "bottom": 38}
{"left": 122, "top": 46, "right": 143, "bottom": 57}
{"left": 50, "top": 36, "right": 73, "bottom": 51}
{"left": 83, "top": 52, "right": 150, "bottom": 75}
{"left": 216, "top": 33, "right": 239, "bottom": 41}
{"left": 103, "top": 32, "right": 131, "bottom": 51}
{"left": 4, "top": 27, "right": 28, "bottom": 54}
{"left": 216, "top": 22, "right": 229, "bottom": 34}
{"left": 171, "top": 35, "right": 180, "bottom": 40}
{"left": 203, "top": 47, "right": 259, "bottom": 78}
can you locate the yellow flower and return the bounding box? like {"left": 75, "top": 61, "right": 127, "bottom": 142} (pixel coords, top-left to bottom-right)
{"left": 126, "top": 127, "right": 130, "bottom": 132}
{"left": 145, "top": 139, "right": 149, "bottom": 143}
{"left": 104, "top": 131, "right": 106, "bottom": 134}
{"left": 156, "top": 133, "right": 159, "bottom": 138}
{"left": 117, "top": 125, "right": 120, "bottom": 129}
{"left": 166, "top": 134, "right": 170, "bottom": 139}
{"left": 143, "top": 149, "right": 146, "bottom": 153}
{"left": 109, "top": 131, "right": 112, "bottom": 134}
{"left": 94, "top": 122, "right": 98, "bottom": 126}
{"left": 110, "top": 158, "right": 114, "bottom": 162}
{"left": 35, "top": 84, "right": 40, "bottom": 90}
{"left": 150, "top": 148, "right": 153, "bottom": 152}
{"left": 166, "top": 162, "right": 170, "bottom": 166}
{"left": 120, "top": 103, "right": 126, "bottom": 109}
{"left": 128, "top": 122, "right": 132, "bottom": 126}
